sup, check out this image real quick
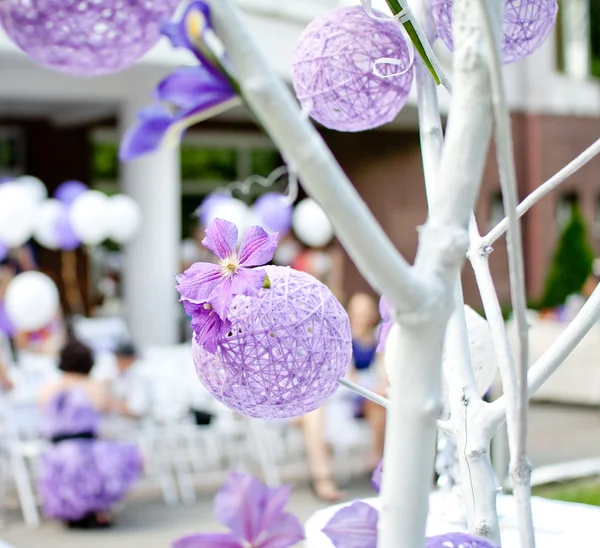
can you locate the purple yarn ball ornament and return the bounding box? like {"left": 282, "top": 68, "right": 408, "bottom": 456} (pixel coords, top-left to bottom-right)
{"left": 192, "top": 265, "right": 352, "bottom": 419}
{"left": 427, "top": 533, "right": 499, "bottom": 548}
{"left": 432, "top": 0, "right": 558, "bottom": 65}
{"left": 292, "top": 6, "right": 414, "bottom": 132}
{"left": 0, "top": 0, "right": 180, "bottom": 76}
{"left": 253, "top": 193, "right": 293, "bottom": 237}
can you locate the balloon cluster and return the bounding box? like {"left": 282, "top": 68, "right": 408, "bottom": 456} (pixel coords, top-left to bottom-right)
{"left": 0, "top": 177, "right": 142, "bottom": 258}
{"left": 198, "top": 194, "right": 334, "bottom": 249}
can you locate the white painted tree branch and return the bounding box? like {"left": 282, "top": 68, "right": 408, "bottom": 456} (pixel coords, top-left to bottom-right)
{"left": 413, "top": 2, "right": 500, "bottom": 540}
{"left": 489, "top": 283, "right": 600, "bottom": 425}
{"left": 484, "top": 137, "right": 600, "bottom": 246}
{"left": 209, "top": 0, "right": 431, "bottom": 316}
{"left": 478, "top": 1, "right": 534, "bottom": 546}
{"left": 337, "top": 378, "right": 389, "bottom": 408}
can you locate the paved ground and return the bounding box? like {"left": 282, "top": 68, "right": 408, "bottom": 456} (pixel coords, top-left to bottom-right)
{"left": 2, "top": 403, "right": 600, "bottom": 548}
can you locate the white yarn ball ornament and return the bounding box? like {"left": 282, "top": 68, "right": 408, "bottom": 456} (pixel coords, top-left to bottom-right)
{"left": 69, "top": 190, "right": 110, "bottom": 245}
{"left": 106, "top": 195, "right": 142, "bottom": 244}
{"left": 5, "top": 272, "right": 59, "bottom": 332}
{"left": 0, "top": 183, "right": 37, "bottom": 247}
{"left": 292, "top": 199, "right": 334, "bottom": 248}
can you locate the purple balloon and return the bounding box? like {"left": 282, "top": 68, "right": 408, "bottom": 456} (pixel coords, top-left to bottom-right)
{"left": 54, "top": 181, "right": 88, "bottom": 207}
{"left": 0, "top": 302, "right": 15, "bottom": 337}
{"left": 0, "top": 1, "right": 180, "bottom": 77}
{"left": 0, "top": 177, "right": 14, "bottom": 186}
{"left": 0, "top": 241, "right": 8, "bottom": 262}
{"left": 55, "top": 209, "right": 80, "bottom": 251}
{"left": 198, "top": 193, "right": 231, "bottom": 228}
{"left": 427, "top": 533, "right": 499, "bottom": 548}
{"left": 253, "top": 193, "right": 293, "bottom": 237}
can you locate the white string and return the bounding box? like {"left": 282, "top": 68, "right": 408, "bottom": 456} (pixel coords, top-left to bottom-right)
{"left": 359, "top": 0, "right": 416, "bottom": 79}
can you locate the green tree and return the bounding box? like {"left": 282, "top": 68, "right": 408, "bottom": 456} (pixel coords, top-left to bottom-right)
{"left": 592, "top": 0, "right": 600, "bottom": 78}
{"left": 541, "top": 206, "right": 595, "bottom": 308}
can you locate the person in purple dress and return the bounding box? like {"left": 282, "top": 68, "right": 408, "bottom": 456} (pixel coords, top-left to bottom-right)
{"left": 37, "top": 339, "right": 142, "bottom": 529}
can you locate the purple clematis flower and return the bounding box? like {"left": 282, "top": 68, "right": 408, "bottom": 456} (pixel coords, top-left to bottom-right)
{"left": 173, "top": 472, "right": 304, "bottom": 548}
{"left": 376, "top": 296, "right": 392, "bottom": 353}
{"left": 177, "top": 218, "right": 278, "bottom": 351}
{"left": 119, "top": 1, "right": 239, "bottom": 161}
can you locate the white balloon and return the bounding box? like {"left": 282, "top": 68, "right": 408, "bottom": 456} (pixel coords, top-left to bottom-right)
{"left": 206, "top": 198, "right": 251, "bottom": 237}
{"left": 0, "top": 183, "right": 37, "bottom": 247}
{"left": 106, "top": 195, "right": 142, "bottom": 244}
{"left": 292, "top": 199, "right": 334, "bottom": 248}
{"left": 34, "top": 199, "right": 63, "bottom": 250}
{"left": 5, "top": 272, "right": 60, "bottom": 332}
{"left": 69, "top": 190, "right": 110, "bottom": 245}
{"left": 17, "top": 175, "right": 47, "bottom": 203}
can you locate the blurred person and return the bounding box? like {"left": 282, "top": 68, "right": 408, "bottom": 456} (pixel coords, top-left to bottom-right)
{"left": 37, "top": 339, "right": 142, "bottom": 529}
{"left": 348, "top": 292, "right": 387, "bottom": 466}
{"left": 109, "top": 342, "right": 151, "bottom": 420}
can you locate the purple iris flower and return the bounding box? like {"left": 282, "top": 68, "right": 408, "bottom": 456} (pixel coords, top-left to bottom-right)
{"left": 376, "top": 296, "right": 392, "bottom": 353}
{"left": 177, "top": 219, "right": 278, "bottom": 351}
{"left": 119, "top": 1, "right": 239, "bottom": 161}
{"left": 173, "top": 472, "right": 304, "bottom": 548}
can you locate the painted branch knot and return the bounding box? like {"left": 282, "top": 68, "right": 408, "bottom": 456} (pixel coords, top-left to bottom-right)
{"left": 474, "top": 519, "right": 493, "bottom": 536}
{"left": 417, "top": 220, "right": 469, "bottom": 268}
{"left": 466, "top": 446, "right": 486, "bottom": 460}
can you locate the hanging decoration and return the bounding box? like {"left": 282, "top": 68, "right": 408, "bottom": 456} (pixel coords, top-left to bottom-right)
{"left": 0, "top": 0, "right": 181, "bottom": 76}
{"left": 197, "top": 193, "right": 232, "bottom": 228}
{"left": 54, "top": 180, "right": 89, "bottom": 206}
{"left": 69, "top": 190, "right": 111, "bottom": 246}
{"left": 426, "top": 533, "right": 499, "bottom": 548}
{"left": 292, "top": 199, "right": 334, "bottom": 248}
{"left": 4, "top": 271, "right": 60, "bottom": 332}
{"left": 292, "top": 6, "right": 414, "bottom": 132}
{"left": 0, "top": 182, "right": 37, "bottom": 247}
{"left": 431, "top": 0, "right": 558, "bottom": 65}
{"left": 178, "top": 219, "right": 352, "bottom": 419}
{"left": 17, "top": 175, "right": 47, "bottom": 203}
{"left": 105, "top": 195, "right": 142, "bottom": 244}
{"left": 252, "top": 193, "right": 293, "bottom": 237}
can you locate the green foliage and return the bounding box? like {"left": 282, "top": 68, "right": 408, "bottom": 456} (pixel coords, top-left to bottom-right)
{"left": 93, "top": 142, "right": 119, "bottom": 180}
{"left": 541, "top": 206, "right": 594, "bottom": 309}
{"left": 534, "top": 478, "right": 600, "bottom": 506}
{"left": 180, "top": 147, "right": 237, "bottom": 182}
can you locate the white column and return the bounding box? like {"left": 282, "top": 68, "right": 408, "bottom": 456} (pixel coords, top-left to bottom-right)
{"left": 562, "top": 0, "right": 591, "bottom": 80}
{"left": 119, "top": 99, "right": 182, "bottom": 348}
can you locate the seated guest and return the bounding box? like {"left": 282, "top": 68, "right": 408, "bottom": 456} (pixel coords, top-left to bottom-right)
{"left": 37, "top": 339, "right": 142, "bottom": 529}
{"left": 109, "top": 342, "right": 151, "bottom": 420}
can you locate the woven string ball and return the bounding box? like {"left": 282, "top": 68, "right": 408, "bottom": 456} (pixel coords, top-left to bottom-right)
{"left": 292, "top": 6, "right": 414, "bottom": 132}
{"left": 0, "top": 0, "right": 180, "bottom": 76}
{"left": 192, "top": 265, "right": 352, "bottom": 419}
{"left": 432, "top": 0, "right": 558, "bottom": 65}
{"left": 427, "top": 533, "right": 498, "bottom": 548}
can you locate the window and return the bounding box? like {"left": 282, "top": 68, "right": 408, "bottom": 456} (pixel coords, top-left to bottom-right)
{"left": 488, "top": 192, "right": 504, "bottom": 232}
{"left": 557, "top": 193, "right": 578, "bottom": 232}
{"left": 0, "top": 127, "right": 24, "bottom": 177}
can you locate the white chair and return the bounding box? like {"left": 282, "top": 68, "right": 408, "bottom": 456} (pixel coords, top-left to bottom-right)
{"left": 1, "top": 397, "right": 46, "bottom": 527}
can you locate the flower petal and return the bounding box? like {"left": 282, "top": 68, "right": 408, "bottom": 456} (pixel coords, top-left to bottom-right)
{"left": 203, "top": 219, "right": 238, "bottom": 260}
{"left": 322, "top": 502, "right": 378, "bottom": 548}
{"left": 156, "top": 66, "right": 234, "bottom": 109}
{"left": 376, "top": 321, "right": 392, "bottom": 354}
{"left": 256, "top": 513, "right": 305, "bottom": 548}
{"left": 371, "top": 461, "right": 382, "bottom": 494}
{"left": 258, "top": 485, "right": 293, "bottom": 529}
{"left": 379, "top": 296, "right": 390, "bottom": 322}
{"left": 119, "top": 104, "right": 173, "bottom": 161}
{"left": 172, "top": 532, "right": 241, "bottom": 548}
{"left": 184, "top": 302, "right": 231, "bottom": 354}
{"left": 206, "top": 276, "right": 234, "bottom": 320}
{"left": 229, "top": 268, "right": 266, "bottom": 298}
{"left": 213, "top": 472, "right": 268, "bottom": 543}
{"left": 176, "top": 262, "right": 223, "bottom": 303}
{"left": 238, "top": 226, "right": 279, "bottom": 267}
